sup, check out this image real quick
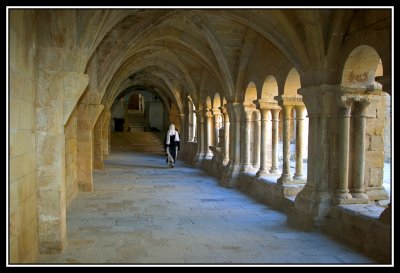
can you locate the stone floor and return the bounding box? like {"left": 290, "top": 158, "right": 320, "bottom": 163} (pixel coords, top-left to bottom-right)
{"left": 38, "top": 149, "right": 376, "bottom": 265}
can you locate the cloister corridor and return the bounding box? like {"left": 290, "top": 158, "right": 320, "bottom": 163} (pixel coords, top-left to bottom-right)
{"left": 9, "top": 9, "right": 392, "bottom": 265}
{"left": 38, "top": 136, "right": 374, "bottom": 264}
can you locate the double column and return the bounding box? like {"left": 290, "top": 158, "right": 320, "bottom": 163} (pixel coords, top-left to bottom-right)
{"left": 254, "top": 100, "right": 281, "bottom": 176}
{"left": 336, "top": 95, "right": 370, "bottom": 203}
{"left": 276, "top": 95, "right": 307, "bottom": 184}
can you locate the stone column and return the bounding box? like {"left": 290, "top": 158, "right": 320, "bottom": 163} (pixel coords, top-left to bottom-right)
{"left": 257, "top": 108, "right": 270, "bottom": 176}
{"left": 195, "top": 109, "right": 205, "bottom": 162}
{"left": 241, "top": 108, "right": 253, "bottom": 171}
{"left": 220, "top": 103, "right": 243, "bottom": 187}
{"left": 270, "top": 108, "right": 281, "bottom": 174}
{"left": 336, "top": 96, "right": 353, "bottom": 201}
{"left": 101, "top": 111, "right": 111, "bottom": 160}
{"left": 77, "top": 97, "right": 104, "bottom": 192}
{"left": 278, "top": 105, "right": 293, "bottom": 183}
{"left": 221, "top": 106, "right": 230, "bottom": 165}
{"left": 351, "top": 97, "right": 370, "bottom": 200}
{"left": 36, "top": 70, "right": 88, "bottom": 253}
{"left": 212, "top": 108, "right": 222, "bottom": 147}
{"left": 205, "top": 109, "right": 214, "bottom": 159}
{"left": 253, "top": 110, "right": 261, "bottom": 170}
{"left": 293, "top": 105, "right": 306, "bottom": 181}
{"left": 93, "top": 114, "right": 103, "bottom": 169}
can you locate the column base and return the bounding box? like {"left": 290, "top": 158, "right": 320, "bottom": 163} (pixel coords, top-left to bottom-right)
{"left": 277, "top": 174, "right": 293, "bottom": 184}
{"left": 351, "top": 192, "right": 369, "bottom": 200}
{"left": 334, "top": 191, "right": 352, "bottom": 204}
{"left": 256, "top": 169, "right": 270, "bottom": 177}
{"left": 241, "top": 163, "right": 252, "bottom": 172}
{"left": 269, "top": 168, "right": 280, "bottom": 175}
{"left": 220, "top": 163, "right": 241, "bottom": 188}
{"left": 287, "top": 185, "right": 332, "bottom": 230}
{"left": 293, "top": 173, "right": 305, "bottom": 181}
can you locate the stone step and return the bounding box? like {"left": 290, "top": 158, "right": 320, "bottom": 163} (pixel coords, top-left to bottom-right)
{"left": 111, "top": 132, "right": 166, "bottom": 154}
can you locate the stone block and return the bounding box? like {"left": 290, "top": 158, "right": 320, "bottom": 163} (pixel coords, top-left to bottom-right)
{"left": 21, "top": 194, "right": 38, "bottom": 226}
{"left": 366, "top": 187, "right": 389, "bottom": 201}
{"left": 38, "top": 220, "right": 66, "bottom": 253}
{"left": 12, "top": 130, "right": 35, "bottom": 156}
{"left": 369, "top": 135, "right": 384, "bottom": 151}
{"left": 37, "top": 189, "right": 62, "bottom": 218}
{"left": 367, "top": 168, "right": 384, "bottom": 187}
{"left": 365, "top": 151, "right": 384, "bottom": 168}
{"left": 366, "top": 119, "right": 385, "bottom": 135}
{"left": 77, "top": 157, "right": 92, "bottom": 170}
{"left": 10, "top": 180, "right": 19, "bottom": 212}
{"left": 10, "top": 152, "right": 36, "bottom": 181}
{"left": 10, "top": 209, "right": 21, "bottom": 238}
{"left": 10, "top": 235, "right": 19, "bottom": 263}
{"left": 9, "top": 97, "right": 19, "bottom": 130}
{"left": 18, "top": 100, "right": 35, "bottom": 130}
{"left": 18, "top": 172, "right": 36, "bottom": 203}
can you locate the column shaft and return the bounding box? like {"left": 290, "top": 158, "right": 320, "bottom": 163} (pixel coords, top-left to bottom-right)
{"left": 293, "top": 106, "right": 305, "bottom": 180}
{"left": 241, "top": 110, "right": 252, "bottom": 171}
{"left": 337, "top": 98, "right": 352, "bottom": 200}
{"left": 270, "top": 109, "right": 280, "bottom": 174}
{"left": 278, "top": 105, "right": 293, "bottom": 183}
{"left": 351, "top": 98, "right": 370, "bottom": 200}
{"left": 257, "top": 109, "right": 270, "bottom": 176}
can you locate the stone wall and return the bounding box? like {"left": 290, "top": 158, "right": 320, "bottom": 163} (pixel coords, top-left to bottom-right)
{"left": 65, "top": 108, "right": 78, "bottom": 206}
{"left": 364, "top": 94, "right": 387, "bottom": 200}
{"left": 383, "top": 93, "right": 391, "bottom": 162}
{"left": 9, "top": 10, "right": 38, "bottom": 263}
{"left": 324, "top": 205, "right": 391, "bottom": 263}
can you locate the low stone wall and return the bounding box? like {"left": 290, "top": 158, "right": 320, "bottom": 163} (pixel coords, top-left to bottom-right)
{"left": 237, "top": 173, "right": 303, "bottom": 213}
{"left": 324, "top": 205, "right": 391, "bottom": 263}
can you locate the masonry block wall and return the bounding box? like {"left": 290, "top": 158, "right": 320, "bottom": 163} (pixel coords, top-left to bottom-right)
{"left": 9, "top": 10, "right": 38, "bottom": 263}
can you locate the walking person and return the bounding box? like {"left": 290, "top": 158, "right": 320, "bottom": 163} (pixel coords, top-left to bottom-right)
{"left": 164, "top": 124, "right": 180, "bottom": 168}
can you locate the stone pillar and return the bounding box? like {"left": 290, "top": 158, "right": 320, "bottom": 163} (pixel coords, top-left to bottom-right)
{"left": 93, "top": 114, "right": 103, "bottom": 169}
{"left": 253, "top": 110, "right": 261, "bottom": 170}
{"left": 36, "top": 70, "right": 88, "bottom": 253}
{"left": 77, "top": 95, "right": 104, "bottom": 192}
{"left": 220, "top": 103, "right": 243, "bottom": 187}
{"left": 241, "top": 108, "right": 253, "bottom": 171}
{"left": 336, "top": 96, "right": 353, "bottom": 201}
{"left": 270, "top": 108, "right": 281, "bottom": 174}
{"left": 257, "top": 108, "right": 270, "bottom": 176}
{"left": 212, "top": 108, "right": 222, "bottom": 147}
{"left": 287, "top": 86, "right": 335, "bottom": 229}
{"left": 221, "top": 106, "right": 230, "bottom": 165}
{"left": 205, "top": 109, "right": 214, "bottom": 159}
{"left": 101, "top": 111, "right": 111, "bottom": 160}
{"left": 293, "top": 105, "right": 306, "bottom": 181}
{"left": 195, "top": 109, "right": 205, "bottom": 162}
{"left": 277, "top": 105, "right": 293, "bottom": 183}
{"left": 351, "top": 97, "right": 370, "bottom": 201}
